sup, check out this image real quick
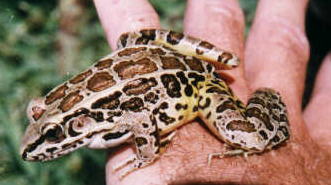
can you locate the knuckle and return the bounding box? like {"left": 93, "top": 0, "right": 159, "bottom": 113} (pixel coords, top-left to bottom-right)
{"left": 256, "top": 17, "right": 310, "bottom": 64}
{"left": 205, "top": 1, "right": 244, "bottom": 25}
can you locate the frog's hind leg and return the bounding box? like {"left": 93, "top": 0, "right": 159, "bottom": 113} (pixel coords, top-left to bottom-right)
{"left": 117, "top": 29, "right": 239, "bottom": 69}
{"left": 198, "top": 79, "right": 290, "bottom": 163}
{"left": 256, "top": 89, "right": 290, "bottom": 150}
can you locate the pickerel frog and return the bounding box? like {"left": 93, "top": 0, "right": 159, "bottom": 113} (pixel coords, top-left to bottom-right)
{"left": 20, "top": 29, "right": 290, "bottom": 177}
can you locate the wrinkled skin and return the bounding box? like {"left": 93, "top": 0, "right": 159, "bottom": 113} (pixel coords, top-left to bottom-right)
{"left": 93, "top": 0, "right": 331, "bottom": 184}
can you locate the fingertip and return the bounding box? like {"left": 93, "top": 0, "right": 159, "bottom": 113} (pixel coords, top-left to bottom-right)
{"left": 184, "top": 0, "right": 244, "bottom": 57}
{"left": 94, "top": 0, "right": 160, "bottom": 49}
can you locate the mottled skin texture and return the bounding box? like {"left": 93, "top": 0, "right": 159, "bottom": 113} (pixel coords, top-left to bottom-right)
{"left": 21, "top": 29, "right": 289, "bottom": 177}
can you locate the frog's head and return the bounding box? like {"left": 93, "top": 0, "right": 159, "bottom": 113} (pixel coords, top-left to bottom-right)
{"left": 20, "top": 97, "right": 114, "bottom": 161}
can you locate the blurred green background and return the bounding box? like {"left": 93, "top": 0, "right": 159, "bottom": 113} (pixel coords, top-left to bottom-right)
{"left": 1, "top": 1, "right": 308, "bottom": 185}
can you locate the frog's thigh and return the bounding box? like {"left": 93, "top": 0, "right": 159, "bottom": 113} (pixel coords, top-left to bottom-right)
{"left": 245, "top": 88, "right": 290, "bottom": 149}
{"left": 251, "top": 88, "right": 290, "bottom": 149}
{"left": 199, "top": 80, "right": 290, "bottom": 154}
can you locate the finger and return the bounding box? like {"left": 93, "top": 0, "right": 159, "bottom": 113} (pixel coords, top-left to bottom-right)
{"left": 244, "top": 0, "right": 310, "bottom": 138}
{"left": 245, "top": 0, "right": 309, "bottom": 106}
{"left": 184, "top": 0, "right": 247, "bottom": 100}
{"left": 93, "top": 0, "right": 161, "bottom": 183}
{"left": 93, "top": 0, "right": 160, "bottom": 49}
{"left": 304, "top": 53, "right": 331, "bottom": 152}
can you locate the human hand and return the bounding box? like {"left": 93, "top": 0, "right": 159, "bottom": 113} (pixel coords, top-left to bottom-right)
{"left": 93, "top": 0, "right": 331, "bottom": 184}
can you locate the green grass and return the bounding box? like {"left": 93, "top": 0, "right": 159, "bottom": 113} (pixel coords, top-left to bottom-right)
{"left": 0, "top": 1, "right": 255, "bottom": 184}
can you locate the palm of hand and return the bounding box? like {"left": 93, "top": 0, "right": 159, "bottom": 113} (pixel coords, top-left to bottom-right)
{"left": 93, "top": 0, "right": 331, "bottom": 184}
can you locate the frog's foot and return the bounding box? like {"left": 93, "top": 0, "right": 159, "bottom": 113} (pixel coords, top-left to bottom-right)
{"left": 113, "top": 154, "right": 156, "bottom": 179}
{"left": 118, "top": 160, "right": 140, "bottom": 179}
{"left": 159, "top": 131, "right": 177, "bottom": 153}
{"left": 112, "top": 154, "right": 144, "bottom": 179}
{"left": 112, "top": 154, "right": 137, "bottom": 172}
{"left": 207, "top": 149, "right": 257, "bottom": 166}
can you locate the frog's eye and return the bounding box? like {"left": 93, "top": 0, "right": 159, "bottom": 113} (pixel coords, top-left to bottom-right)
{"left": 42, "top": 123, "right": 65, "bottom": 142}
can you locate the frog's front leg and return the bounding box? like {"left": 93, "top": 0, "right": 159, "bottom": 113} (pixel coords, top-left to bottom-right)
{"left": 113, "top": 131, "right": 177, "bottom": 179}
{"left": 198, "top": 79, "right": 290, "bottom": 163}
{"left": 110, "top": 112, "right": 166, "bottom": 178}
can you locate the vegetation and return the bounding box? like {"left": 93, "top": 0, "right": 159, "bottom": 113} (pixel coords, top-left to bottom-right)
{"left": 0, "top": 1, "right": 256, "bottom": 184}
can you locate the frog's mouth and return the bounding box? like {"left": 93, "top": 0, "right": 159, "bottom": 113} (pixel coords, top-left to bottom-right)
{"left": 22, "top": 148, "right": 69, "bottom": 161}
{"left": 21, "top": 137, "right": 88, "bottom": 161}
{"left": 20, "top": 123, "right": 43, "bottom": 161}
{"left": 21, "top": 136, "right": 47, "bottom": 161}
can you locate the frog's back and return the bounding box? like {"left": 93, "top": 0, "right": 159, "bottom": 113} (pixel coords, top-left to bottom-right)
{"left": 40, "top": 45, "right": 215, "bottom": 123}
{"left": 41, "top": 29, "right": 238, "bottom": 117}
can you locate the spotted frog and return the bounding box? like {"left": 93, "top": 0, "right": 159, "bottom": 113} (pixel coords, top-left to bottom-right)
{"left": 20, "top": 29, "right": 290, "bottom": 177}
